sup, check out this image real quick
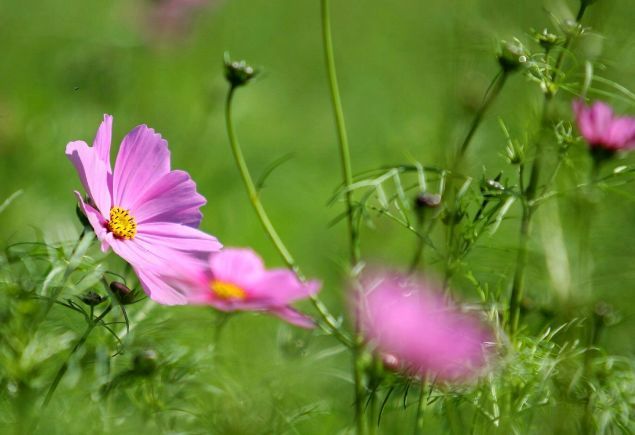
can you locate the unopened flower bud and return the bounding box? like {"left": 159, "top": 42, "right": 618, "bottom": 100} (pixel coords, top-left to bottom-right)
{"left": 224, "top": 53, "right": 257, "bottom": 88}
{"left": 414, "top": 193, "right": 441, "bottom": 209}
{"left": 497, "top": 40, "right": 528, "bottom": 73}
{"left": 132, "top": 349, "right": 158, "bottom": 376}
{"left": 80, "top": 290, "right": 106, "bottom": 307}
{"left": 480, "top": 178, "right": 506, "bottom": 195}
{"left": 535, "top": 29, "right": 561, "bottom": 51}
{"left": 109, "top": 281, "right": 138, "bottom": 305}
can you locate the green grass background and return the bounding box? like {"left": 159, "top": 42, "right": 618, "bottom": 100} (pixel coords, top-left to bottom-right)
{"left": 1, "top": 0, "right": 635, "bottom": 433}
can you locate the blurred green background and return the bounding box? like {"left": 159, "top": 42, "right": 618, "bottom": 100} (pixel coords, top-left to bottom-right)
{"left": 2, "top": 0, "right": 635, "bottom": 433}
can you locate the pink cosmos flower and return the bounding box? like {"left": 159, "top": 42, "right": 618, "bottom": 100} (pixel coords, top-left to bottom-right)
{"left": 355, "top": 270, "right": 492, "bottom": 382}
{"left": 146, "top": 0, "right": 219, "bottom": 41}
{"left": 66, "top": 114, "right": 222, "bottom": 304}
{"left": 573, "top": 99, "right": 635, "bottom": 151}
{"left": 171, "top": 248, "right": 320, "bottom": 328}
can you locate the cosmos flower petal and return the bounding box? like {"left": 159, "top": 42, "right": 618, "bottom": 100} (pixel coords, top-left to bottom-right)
{"left": 66, "top": 140, "right": 112, "bottom": 216}
{"left": 74, "top": 191, "right": 110, "bottom": 252}
{"left": 113, "top": 125, "right": 171, "bottom": 209}
{"left": 135, "top": 222, "right": 223, "bottom": 253}
{"left": 93, "top": 114, "right": 113, "bottom": 172}
{"left": 209, "top": 248, "right": 266, "bottom": 288}
{"left": 250, "top": 269, "right": 320, "bottom": 305}
{"left": 269, "top": 306, "right": 316, "bottom": 329}
{"left": 573, "top": 99, "right": 635, "bottom": 151}
{"left": 356, "top": 269, "right": 492, "bottom": 382}
{"left": 131, "top": 170, "right": 206, "bottom": 227}
{"left": 135, "top": 266, "right": 191, "bottom": 305}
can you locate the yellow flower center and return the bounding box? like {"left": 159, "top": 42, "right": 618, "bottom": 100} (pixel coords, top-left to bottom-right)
{"left": 107, "top": 207, "right": 137, "bottom": 240}
{"left": 210, "top": 280, "right": 246, "bottom": 300}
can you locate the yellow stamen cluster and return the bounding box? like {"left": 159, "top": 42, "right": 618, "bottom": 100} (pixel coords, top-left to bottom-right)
{"left": 210, "top": 280, "right": 246, "bottom": 300}
{"left": 108, "top": 207, "right": 137, "bottom": 240}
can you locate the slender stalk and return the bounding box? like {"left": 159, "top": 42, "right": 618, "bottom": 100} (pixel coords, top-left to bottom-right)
{"left": 455, "top": 69, "right": 508, "bottom": 164}
{"left": 319, "top": 2, "right": 366, "bottom": 433}
{"left": 414, "top": 379, "right": 428, "bottom": 435}
{"left": 224, "top": 86, "right": 351, "bottom": 348}
{"left": 320, "top": 0, "right": 359, "bottom": 266}
{"left": 507, "top": 2, "right": 589, "bottom": 335}
{"left": 42, "top": 304, "right": 112, "bottom": 408}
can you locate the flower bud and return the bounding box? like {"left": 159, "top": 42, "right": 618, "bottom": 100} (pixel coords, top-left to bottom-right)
{"left": 497, "top": 40, "right": 528, "bottom": 73}
{"left": 80, "top": 290, "right": 106, "bottom": 307}
{"left": 414, "top": 193, "right": 441, "bottom": 209}
{"left": 109, "top": 281, "right": 139, "bottom": 305}
{"left": 535, "top": 29, "right": 561, "bottom": 51}
{"left": 132, "top": 349, "right": 158, "bottom": 376}
{"left": 224, "top": 53, "right": 257, "bottom": 88}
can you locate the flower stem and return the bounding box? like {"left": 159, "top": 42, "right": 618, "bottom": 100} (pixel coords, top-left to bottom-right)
{"left": 455, "top": 69, "right": 508, "bottom": 164}
{"left": 224, "top": 86, "right": 351, "bottom": 348}
{"left": 320, "top": 2, "right": 366, "bottom": 433}
{"left": 320, "top": 0, "right": 360, "bottom": 267}
{"left": 41, "top": 304, "right": 112, "bottom": 408}
{"left": 414, "top": 379, "right": 428, "bottom": 435}
{"left": 508, "top": 3, "right": 590, "bottom": 335}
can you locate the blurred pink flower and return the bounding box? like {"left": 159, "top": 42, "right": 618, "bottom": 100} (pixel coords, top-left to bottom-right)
{"left": 174, "top": 248, "right": 320, "bottom": 328}
{"left": 147, "top": 0, "right": 219, "bottom": 40}
{"left": 355, "top": 270, "right": 492, "bottom": 381}
{"left": 573, "top": 99, "right": 635, "bottom": 151}
{"left": 66, "top": 114, "right": 222, "bottom": 304}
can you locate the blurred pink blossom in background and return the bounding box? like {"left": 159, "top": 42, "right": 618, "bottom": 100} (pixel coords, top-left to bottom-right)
{"left": 573, "top": 99, "right": 635, "bottom": 152}
{"left": 146, "top": 0, "right": 220, "bottom": 40}
{"left": 354, "top": 269, "right": 493, "bottom": 382}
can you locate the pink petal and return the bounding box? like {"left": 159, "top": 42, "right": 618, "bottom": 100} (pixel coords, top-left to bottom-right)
{"left": 93, "top": 114, "right": 113, "bottom": 173}
{"left": 135, "top": 222, "right": 222, "bottom": 253}
{"left": 130, "top": 170, "right": 206, "bottom": 227}
{"left": 208, "top": 248, "right": 266, "bottom": 289}
{"left": 607, "top": 117, "right": 635, "bottom": 149}
{"left": 66, "top": 140, "right": 112, "bottom": 216}
{"left": 250, "top": 269, "right": 320, "bottom": 305}
{"left": 74, "top": 191, "right": 110, "bottom": 252}
{"left": 112, "top": 125, "right": 170, "bottom": 209}
{"left": 270, "top": 306, "right": 316, "bottom": 329}
{"left": 589, "top": 101, "right": 614, "bottom": 139}
{"left": 135, "top": 266, "right": 193, "bottom": 305}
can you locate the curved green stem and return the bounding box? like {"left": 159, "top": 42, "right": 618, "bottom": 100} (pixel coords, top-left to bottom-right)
{"left": 42, "top": 304, "right": 112, "bottom": 408}
{"left": 455, "top": 69, "right": 508, "bottom": 164}
{"left": 320, "top": 2, "right": 367, "bottom": 433}
{"left": 224, "top": 86, "right": 351, "bottom": 348}
{"left": 508, "top": 3, "right": 590, "bottom": 335}
{"left": 320, "top": 0, "right": 360, "bottom": 266}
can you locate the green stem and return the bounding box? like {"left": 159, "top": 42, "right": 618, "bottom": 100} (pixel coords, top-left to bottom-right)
{"left": 414, "top": 379, "right": 428, "bottom": 435}
{"left": 319, "top": 2, "right": 365, "bottom": 433}
{"left": 224, "top": 86, "right": 351, "bottom": 348}
{"left": 320, "top": 0, "right": 360, "bottom": 266}
{"left": 42, "top": 304, "right": 112, "bottom": 408}
{"left": 508, "top": 2, "right": 590, "bottom": 335}
{"left": 455, "top": 69, "right": 508, "bottom": 164}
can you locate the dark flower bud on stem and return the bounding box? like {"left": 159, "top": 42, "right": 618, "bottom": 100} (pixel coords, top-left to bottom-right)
{"left": 497, "top": 40, "right": 528, "bottom": 73}
{"left": 535, "top": 28, "right": 561, "bottom": 51}
{"left": 224, "top": 53, "right": 257, "bottom": 88}
{"left": 110, "top": 281, "right": 138, "bottom": 305}
{"left": 80, "top": 290, "right": 106, "bottom": 307}
{"left": 414, "top": 193, "right": 441, "bottom": 209}
{"left": 132, "top": 349, "right": 158, "bottom": 376}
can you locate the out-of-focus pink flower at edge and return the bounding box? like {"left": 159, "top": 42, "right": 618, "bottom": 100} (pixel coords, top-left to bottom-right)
{"left": 164, "top": 248, "right": 320, "bottom": 328}
{"left": 573, "top": 99, "right": 635, "bottom": 151}
{"left": 355, "top": 270, "right": 493, "bottom": 382}
{"left": 66, "top": 114, "right": 222, "bottom": 304}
